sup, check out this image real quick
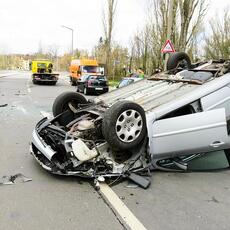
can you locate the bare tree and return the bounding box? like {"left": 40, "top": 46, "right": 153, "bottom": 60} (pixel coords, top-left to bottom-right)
{"left": 102, "top": 0, "right": 117, "bottom": 78}
{"left": 129, "top": 26, "right": 150, "bottom": 73}
{"left": 177, "top": 0, "right": 207, "bottom": 51}
{"left": 204, "top": 10, "right": 230, "bottom": 59}
{"left": 130, "top": 0, "right": 207, "bottom": 74}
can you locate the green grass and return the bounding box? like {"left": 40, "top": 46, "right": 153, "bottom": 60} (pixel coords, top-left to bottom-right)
{"left": 109, "top": 80, "right": 120, "bottom": 87}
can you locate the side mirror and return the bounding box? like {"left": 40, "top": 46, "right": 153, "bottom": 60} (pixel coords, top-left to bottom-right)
{"left": 77, "top": 70, "right": 81, "bottom": 75}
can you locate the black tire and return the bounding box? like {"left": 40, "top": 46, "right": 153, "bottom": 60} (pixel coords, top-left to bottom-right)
{"left": 52, "top": 91, "right": 88, "bottom": 117}
{"left": 166, "top": 52, "right": 192, "bottom": 71}
{"left": 51, "top": 81, "right": 57, "bottom": 85}
{"left": 102, "top": 101, "right": 147, "bottom": 150}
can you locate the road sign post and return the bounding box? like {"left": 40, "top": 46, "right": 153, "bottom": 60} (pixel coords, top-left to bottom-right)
{"left": 161, "top": 39, "right": 175, "bottom": 70}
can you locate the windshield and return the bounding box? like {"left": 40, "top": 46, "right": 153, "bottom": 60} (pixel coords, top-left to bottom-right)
{"left": 119, "top": 79, "right": 134, "bottom": 88}
{"left": 81, "top": 66, "right": 100, "bottom": 73}
{"left": 188, "top": 150, "right": 230, "bottom": 171}
{"left": 37, "top": 63, "right": 46, "bottom": 68}
{"left": 88, "top": 75, "right": 106, "bottom": 81}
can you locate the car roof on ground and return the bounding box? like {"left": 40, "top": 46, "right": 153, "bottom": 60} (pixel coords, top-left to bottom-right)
{"left": 97, "top": 72, "right": 230, "bottom": 115}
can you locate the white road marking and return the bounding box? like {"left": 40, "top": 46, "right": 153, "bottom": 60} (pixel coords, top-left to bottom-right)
{"left": 99, "top": 183, "right": 147, "bottom": 230}
{"left": 39, "top": 111, "right": 145, "bottom": 229}
{"left": 40, "top": 111, "right": 53, "bottom": 119}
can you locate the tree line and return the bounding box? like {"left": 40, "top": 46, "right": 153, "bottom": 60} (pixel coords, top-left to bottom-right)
{"left": 0, "top": 0, "right": 229, "bottom": 79}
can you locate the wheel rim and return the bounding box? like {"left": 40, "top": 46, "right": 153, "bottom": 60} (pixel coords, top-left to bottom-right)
{"left": 116, "top": 109, "right": 143, "bottom": 143}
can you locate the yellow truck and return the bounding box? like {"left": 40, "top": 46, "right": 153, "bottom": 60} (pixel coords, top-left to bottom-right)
{"left": 69, "top": 58, "right": 105, "bottom": 86}
{"left": 30, "top": 60, "right": 59, "bottom": 85}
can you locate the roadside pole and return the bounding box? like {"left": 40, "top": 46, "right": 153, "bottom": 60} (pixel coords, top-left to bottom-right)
{"left": 61, "top": 25, "right": 74, "bottom": 57}
{"left": 164, "top": 0, "right": 174, "bottom": 70}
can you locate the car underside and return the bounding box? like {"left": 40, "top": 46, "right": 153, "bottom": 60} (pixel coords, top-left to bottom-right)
{"left": 30, "top": 53, "right": 230, "bottom": 188}
{"left": 31, "top": 101, "right": 151, "bottom": 187}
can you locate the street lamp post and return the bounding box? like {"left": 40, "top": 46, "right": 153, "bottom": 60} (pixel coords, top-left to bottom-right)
{"left": 61, "top": 25, "right": 74, "bottom": 56}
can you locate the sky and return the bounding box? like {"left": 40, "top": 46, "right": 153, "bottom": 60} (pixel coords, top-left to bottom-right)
{"left": 0, "top": 0, "right": 229, "bottom": 55}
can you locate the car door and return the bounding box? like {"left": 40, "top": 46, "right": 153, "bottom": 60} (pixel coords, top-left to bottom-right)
{"left": 150, "top": 108, "right": 230, "bottom": 158}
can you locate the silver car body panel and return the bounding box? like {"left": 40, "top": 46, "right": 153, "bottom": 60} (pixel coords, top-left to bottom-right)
{"left": 201, "top": 84, "right": 230, "bottom": 120}
{"left": 151, "top": 108, "right": 230, "bottom": 158}
{"left": 150, "top": 74, "right": 230, "bottom": 119}
{"left": 32, "top": 129, "right": 56, "bottom": 161}
{"left": 97, "top": 73, "right": 230, "bottom": 158}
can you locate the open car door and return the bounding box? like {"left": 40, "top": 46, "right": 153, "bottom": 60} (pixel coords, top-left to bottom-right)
{"left": 151, "top": 108, "right": 230, "bottom": 158}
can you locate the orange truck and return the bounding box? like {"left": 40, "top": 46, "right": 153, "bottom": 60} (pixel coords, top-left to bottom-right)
{"left": 69, "top": 58, "right": 105, "bottom": 86}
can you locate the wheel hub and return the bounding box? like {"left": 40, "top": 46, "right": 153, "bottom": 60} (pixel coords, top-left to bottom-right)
{"left": 116, "top": 109, "right": 143, "bottom": 143}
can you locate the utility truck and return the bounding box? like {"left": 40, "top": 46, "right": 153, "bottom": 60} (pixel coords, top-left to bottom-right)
{"left": 30, "top": 60, "right": 59, "bottom": 85}
{"left": 69, "top": 58, "right": 105, "bottom": 86}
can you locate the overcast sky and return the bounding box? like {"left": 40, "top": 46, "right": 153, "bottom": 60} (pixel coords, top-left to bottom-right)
{"left": 0, "top": 0, "right": 229, "bottom": 55}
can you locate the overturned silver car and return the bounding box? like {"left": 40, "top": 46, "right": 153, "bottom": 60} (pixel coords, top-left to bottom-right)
{"left": 31, "top": 53, "right": 230, "bottom": 188}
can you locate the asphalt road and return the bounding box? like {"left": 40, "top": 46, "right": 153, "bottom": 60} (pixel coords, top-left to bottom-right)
{"left": 0, "top": 71, "right": 230, "bottom": 230}
{"left": 0, "top": 71, "right": 121, "bottom": 230}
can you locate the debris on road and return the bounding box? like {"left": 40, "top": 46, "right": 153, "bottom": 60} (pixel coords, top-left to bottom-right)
{"left": 126, "top": 181, "right": 138, "bottom": 189}
{"left": 14, "top": 90, "right": 26, "bottom": 96}
{"left": 0, "top": 103, "right": 8, "bottom": 107}
{"left": 0, "top": 173, "right": 32, "bottom": 185}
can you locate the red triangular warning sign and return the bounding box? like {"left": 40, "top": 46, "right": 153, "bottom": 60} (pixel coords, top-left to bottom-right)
{"left": 161, "top": 39, "right": 175, "bottom": 53}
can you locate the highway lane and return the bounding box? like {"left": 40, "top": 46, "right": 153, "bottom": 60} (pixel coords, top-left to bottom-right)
{"left": 0, "top": 71, "right": 122, "bottom": 230}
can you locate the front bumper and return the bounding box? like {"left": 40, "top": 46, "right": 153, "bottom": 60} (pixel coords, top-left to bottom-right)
{"left": 30, "top": 143, "right": 52, "bottom": 172}
{"left": 87, "top": 86, "right": 109, "bottom": 94}
{"left": 30, "top": 118, "right": 55, "bottom": 171}
{"left": 30, "top": 118, "right": 96, "bottom": 177}
{"left": 34, "top": 78, "right": 58, "bottom": 82}
{"left": 31, "top": 128, "right": 56, "bottom": 161}
{"left": 33, "top": 74, "right": 58, "bottom": 82}
{"left": 30, "top": 130, "right": 91, "bottom": 176}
